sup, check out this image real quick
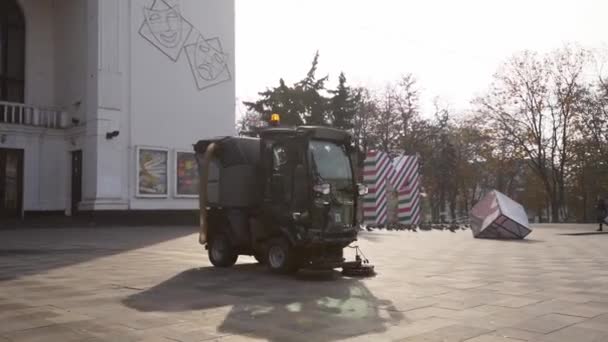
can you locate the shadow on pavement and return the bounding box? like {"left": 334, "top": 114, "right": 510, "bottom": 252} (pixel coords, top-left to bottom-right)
{"left": 559, "top": 232, "right": 608, "bottom": 236}
{"left": 122, "top": 265, "right": 403, "bottom": 341}
{"left": 0, "top": 226, "right": 197, "bottom": 281}
{"left": 475, "top": 238, "right": 544, "bottom": 243}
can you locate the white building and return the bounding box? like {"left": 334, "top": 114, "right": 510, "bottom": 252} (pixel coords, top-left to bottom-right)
{"left": 0, "top": 0, "right": 235, "bottom": 219}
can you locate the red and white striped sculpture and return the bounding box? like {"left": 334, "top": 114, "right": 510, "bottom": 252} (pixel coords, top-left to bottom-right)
{"left": 390, "top": 155, "right": 422, "bottom": 225}
{"left": 363, "top": 151, "right": 391, "bottom": 226}
{"left": 363, "top": 151, "right": 421, "bottom": 226}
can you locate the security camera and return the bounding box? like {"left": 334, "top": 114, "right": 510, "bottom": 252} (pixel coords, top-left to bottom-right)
{"left": 105, "top": 130, "right": 119, "bottom": 139}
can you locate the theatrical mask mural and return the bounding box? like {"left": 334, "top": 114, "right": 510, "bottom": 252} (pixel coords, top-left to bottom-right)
{"left": 139, "top": 0, "right": 193, "bottom": 61}
{"left": 138, "top": 0, "right": 231, "bottom": 90}
{"left": 185, "top": 35, "right": 231, "bottom": 90}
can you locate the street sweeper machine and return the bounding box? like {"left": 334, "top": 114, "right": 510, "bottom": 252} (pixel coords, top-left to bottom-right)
{"left": 194, "top": 116, "right": 374, "bottom": 276}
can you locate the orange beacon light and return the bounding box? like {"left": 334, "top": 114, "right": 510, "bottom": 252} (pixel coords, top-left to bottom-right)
{"left": 270, "top": 113, "right": 280, "bottom": 126}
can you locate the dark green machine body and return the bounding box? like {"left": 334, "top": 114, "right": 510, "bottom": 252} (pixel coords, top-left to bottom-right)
{"left": 194, "top": 126, "right": 363, "bottom": 273}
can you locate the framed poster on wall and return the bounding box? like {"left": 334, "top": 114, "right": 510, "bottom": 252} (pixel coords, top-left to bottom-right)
{"left": 136, "top": 147, "right": 169, "bottom": 197}
{"left": 174, "top": 150, "right": 199, "bottom": 197}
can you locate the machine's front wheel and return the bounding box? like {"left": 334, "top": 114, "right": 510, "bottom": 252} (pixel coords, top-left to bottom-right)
{"left": 208, "top": 234, "right": 238, "bottom": 267}
{"left": 266, "top": 238, "right": 300, "bottom": 274}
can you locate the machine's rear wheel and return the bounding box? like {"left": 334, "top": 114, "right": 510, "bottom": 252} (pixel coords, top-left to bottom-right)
{"left": 208, "top": 234, "right": 238, "bottom": 267}
{"left": 266, "top": 238, "right": 300, "bottom": 274}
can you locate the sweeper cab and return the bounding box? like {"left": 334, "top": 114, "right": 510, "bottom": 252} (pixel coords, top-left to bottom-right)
{"left": 194, "top": 114, "right": 375, "bottom": 276}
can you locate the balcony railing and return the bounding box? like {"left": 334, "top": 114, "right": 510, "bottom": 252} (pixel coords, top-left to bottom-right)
{"left": 0, "top": 101, "right": 69, "bottom": 129}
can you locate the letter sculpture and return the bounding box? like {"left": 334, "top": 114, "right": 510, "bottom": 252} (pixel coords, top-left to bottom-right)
{"left": 363, "top": 151, "right": 421, "bottom": 226}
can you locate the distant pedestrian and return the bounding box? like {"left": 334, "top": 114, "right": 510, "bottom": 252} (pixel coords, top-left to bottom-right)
{"left": 597, "top": 198, "right": 607, "bottom": 232}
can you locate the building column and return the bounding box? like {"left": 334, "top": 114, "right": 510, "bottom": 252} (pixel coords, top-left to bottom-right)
{"left": 80, "top": 0, "right": 130, "bottom": 211}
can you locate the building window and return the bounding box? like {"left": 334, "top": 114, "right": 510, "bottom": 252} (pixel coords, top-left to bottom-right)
{"left": 0, "top": 0, "right": 25, "bottom": 103}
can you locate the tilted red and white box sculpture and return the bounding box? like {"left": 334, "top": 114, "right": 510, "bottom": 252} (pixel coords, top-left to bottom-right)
{"left": 469, "top": 190, "right": 532, "bottom": 239}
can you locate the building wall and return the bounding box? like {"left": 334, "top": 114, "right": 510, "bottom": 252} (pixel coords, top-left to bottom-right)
{"left": 53, "top": 0, "right": 87, "bottom": 121}
{"left": 5, "top": 0, "right": 84, "bottom": 213}
{"left": 77, "top": 0, "right": 131, "bottom": 211}
{"left": 3, "top": 0, "right": 236, "bottom": 214}
{"left": 18, "top": 0, "right": 55, "bottom": 107}
{"left": 127, "top": 0, "right": 236, "bottom": 210}
{"left": 15, "top": 0, "right": 88, "bottom": 112}
{"left": 77, "top": 0, "right": 235, "bottom": 211}
{"left": 0, "top": 128, "right": 71, "bottom": 212}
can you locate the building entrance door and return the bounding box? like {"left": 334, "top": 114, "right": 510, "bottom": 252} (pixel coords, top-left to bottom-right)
{"left": 71, "top": 150, "right": 82, "bottom": 215}
{"left": 0, "top": 148, "right": 23, "bottom": 219}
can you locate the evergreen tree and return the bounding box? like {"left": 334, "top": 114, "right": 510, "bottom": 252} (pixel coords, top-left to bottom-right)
{"left": 294, "top": 51, "right": 329, "bottom": 125}
{"left": 243, "top": 78, "right": 304, "bottom": 126}
{"left": 243, "top": 51, "right": 329, "bottom": 126}
{"left": 328, "top": 72, "right": 360, "bottom": 130}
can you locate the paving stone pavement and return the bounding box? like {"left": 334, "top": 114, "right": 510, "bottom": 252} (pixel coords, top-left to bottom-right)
{"left": 0, "top": 224, "right": 607, "bottom": 341}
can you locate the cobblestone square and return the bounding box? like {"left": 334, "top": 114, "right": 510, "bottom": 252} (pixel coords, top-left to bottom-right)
{"left": 1, "top": 225, "right": 607, "bottom": 341}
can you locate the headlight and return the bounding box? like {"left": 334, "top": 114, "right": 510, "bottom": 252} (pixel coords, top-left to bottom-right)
{"left": 313, "top": 183, "right": 331, "bottom": 195}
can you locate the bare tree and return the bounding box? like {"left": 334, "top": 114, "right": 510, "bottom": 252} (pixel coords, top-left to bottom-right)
{"left": 476, "top": 47, "right": 590, "bottom": 222}
{"left": 369, "top": 85, "right": 401, "bottom": 155}
{"left": 236, "top": 110, "right": 265, "bottom": 134}
{"left": 391, "top": 74, "right": 420, "bottom": 153}
{"left": 352, "top": 88, "right": 376, "bottom": 158}
{"left": 567, "top": 50, "right": 608, "bottom": 220}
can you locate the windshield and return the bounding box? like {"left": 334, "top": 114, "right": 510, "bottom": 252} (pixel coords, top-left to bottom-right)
{"left": 308, "top": 140, "right": 353, "bottom": 182}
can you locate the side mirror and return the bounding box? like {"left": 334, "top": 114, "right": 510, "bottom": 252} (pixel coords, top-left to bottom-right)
{"left": 357, "top": 183, "right": 368, "bottom": 197}
{"left": 313, "top": 183, "right": 331, "bottom": 195}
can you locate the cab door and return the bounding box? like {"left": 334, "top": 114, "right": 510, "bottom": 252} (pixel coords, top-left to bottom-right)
{"left": 268, "top": 143, "right": 292, "bottom": 207}
{"left": 258, "top": 140, "right": 294, "bottom": 228}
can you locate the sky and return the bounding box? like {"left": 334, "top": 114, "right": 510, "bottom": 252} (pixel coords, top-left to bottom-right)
{"left": 235, "top": 0, "right": 608, "bottom": 120}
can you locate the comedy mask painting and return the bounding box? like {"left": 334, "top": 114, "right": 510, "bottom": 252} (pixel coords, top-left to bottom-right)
{"left": 138, "top": 0, "right": 231, "bottom": 91}
{"left": 139, "top": 0, "right": 192, "bottom": 61}
{"left": 185, "top": 34, "right": 231, "bottom": 90}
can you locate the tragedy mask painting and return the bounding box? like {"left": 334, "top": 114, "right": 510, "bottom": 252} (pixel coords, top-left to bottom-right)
{"left": 185, "top": 34, "right": 231, "bottom": 90}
